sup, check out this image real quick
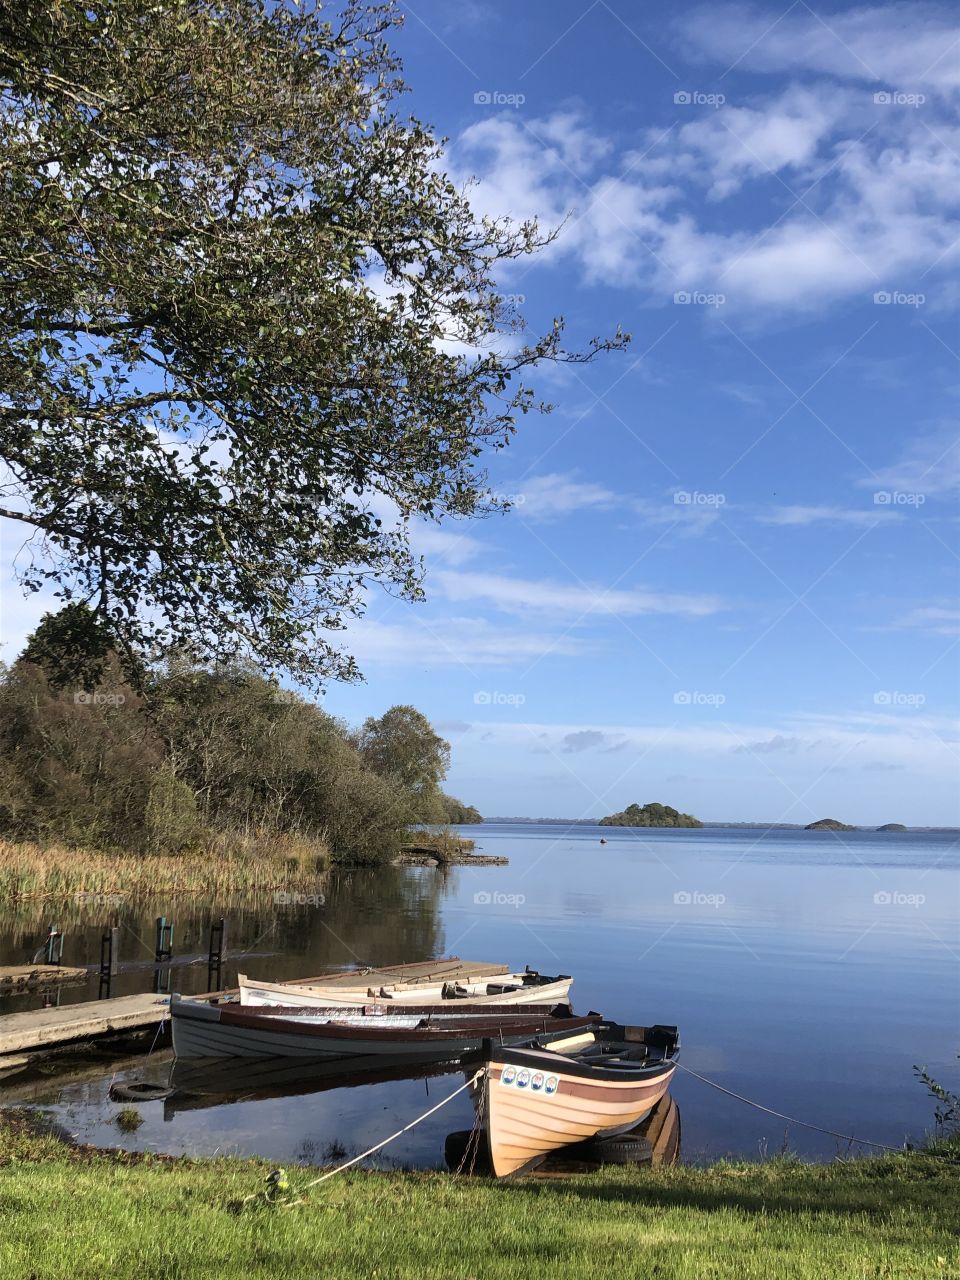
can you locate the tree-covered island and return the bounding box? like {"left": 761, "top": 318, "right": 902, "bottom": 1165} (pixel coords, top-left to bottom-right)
{"left": 599, "top": 802, "right": 703, "bottom": 828}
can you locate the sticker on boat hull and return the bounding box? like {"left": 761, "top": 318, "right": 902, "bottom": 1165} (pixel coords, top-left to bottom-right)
{"left": 498, "top": 1067, "right": 560, "bottom": 1097}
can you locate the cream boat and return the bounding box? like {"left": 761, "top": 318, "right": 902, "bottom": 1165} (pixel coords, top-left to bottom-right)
{"left": 478, "top": 1022, "right": 680, "bottom": 1177}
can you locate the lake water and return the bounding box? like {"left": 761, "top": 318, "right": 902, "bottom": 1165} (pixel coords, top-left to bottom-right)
{"left": 1, "top": 824, "right": 957, "bottom": 1168}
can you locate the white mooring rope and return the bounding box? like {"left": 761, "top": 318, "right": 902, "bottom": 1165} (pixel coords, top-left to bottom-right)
{"left": 674, "top": 1061, "right": 904, "bottom": 1152}
{"left": 244, "top": 1068, "right": 485, "bottom": 1209}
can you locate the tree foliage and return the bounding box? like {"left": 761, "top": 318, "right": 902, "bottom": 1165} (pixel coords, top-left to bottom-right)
{"left": 0, "top": 0, "right": 626, "bottom": 685}
{"left": 599, "top": 802, "right": 702, "bottom": 828}
{"left": 0, "top": 622, "right": 479, "bottom": 860}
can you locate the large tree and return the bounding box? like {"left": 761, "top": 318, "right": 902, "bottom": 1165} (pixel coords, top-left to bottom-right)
{"left": 0, "top": 0, "right": 625, "bottom": 685}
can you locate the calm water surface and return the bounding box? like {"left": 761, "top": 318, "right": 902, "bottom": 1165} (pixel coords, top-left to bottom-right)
{"left": 1, "top": 824, "right": 957, "bottom": 1168}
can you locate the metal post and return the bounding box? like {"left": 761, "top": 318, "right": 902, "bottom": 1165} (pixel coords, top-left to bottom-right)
{"left": 207, "top": 916, "right": 227, "bottom": 991}
{"left": 154, "top": 916, "right": 174, "bottom": 994}
{"left": 45, "top": 925, "right": 63, "bottom": 967}
{"left": 99, "top": 926, "right": 119, "bottom": 999}
{"left": 154, "top": 916, "right": 174, "bottom": 964}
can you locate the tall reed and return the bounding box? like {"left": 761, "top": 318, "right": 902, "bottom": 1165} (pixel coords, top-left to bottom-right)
{"left": 0, "top": 834, "right": 330, "bottom": 903}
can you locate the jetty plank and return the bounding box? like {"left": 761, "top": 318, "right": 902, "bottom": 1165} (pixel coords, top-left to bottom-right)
{"left": 0, "top": 992, "right": 169, "bottom": 1055}
{"left": 0, "top": 964, "right": 87, "bottom": 990}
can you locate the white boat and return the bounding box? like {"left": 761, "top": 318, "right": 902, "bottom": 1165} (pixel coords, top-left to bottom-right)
{"left": 236, "top": 968, "right": 573, "bottom": 1009}
{"left": 170, "top": 994, "right": 600, "bottom": 1061}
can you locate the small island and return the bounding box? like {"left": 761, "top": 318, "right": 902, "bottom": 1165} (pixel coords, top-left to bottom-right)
{"left": 804, "top": 818, "right": 857, "bottom": 831}
{"left": 600, "top": 802, "right": 703, "bottom": 828}
{"left": 876, "top": 823, "right": 907, "bottom": 832}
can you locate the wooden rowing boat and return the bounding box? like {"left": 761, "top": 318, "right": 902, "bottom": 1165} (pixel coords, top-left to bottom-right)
{"left": 170, "top": 994, "right": 600, "bottom": 1062}
{"left": 236, "top": 968, "right": 572, "bottom": 1008}
{"left": 477, "top": 1022, "right": 680, "bottom": 1177}
{"left": 268, "top": 959, "right": 511, "bottom": 992}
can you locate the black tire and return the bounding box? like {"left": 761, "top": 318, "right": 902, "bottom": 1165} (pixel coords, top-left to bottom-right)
{"left": 108, "top": 1081, "right": 173, "bottom": 1102}
{"left": 577, "top": 1133, "right": 653, "bottom": 1165}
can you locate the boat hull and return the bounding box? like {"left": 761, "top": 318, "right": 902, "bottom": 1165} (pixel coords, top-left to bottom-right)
{"left": 237, "top": 972, "right": 573, "bottom": 1009}
{"left": 170, "top": 995, "right": 599, "bottom": 1062}
{"left": 481, "top": 1038, "right": 678, "bottom": 1177}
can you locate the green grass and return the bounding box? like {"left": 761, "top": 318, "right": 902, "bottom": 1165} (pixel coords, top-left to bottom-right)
{"left": 1, "top": 1112, "right": 957, "bottom": 1280}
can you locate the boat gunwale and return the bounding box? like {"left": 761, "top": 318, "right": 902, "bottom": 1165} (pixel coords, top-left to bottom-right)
{"left": 483, "top": 1023, "right": 680, "bottom": 1084}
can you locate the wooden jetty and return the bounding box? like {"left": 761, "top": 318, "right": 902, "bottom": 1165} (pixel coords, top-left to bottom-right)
{"left": 0, "top": 964, "right": 87, "bottom": 992}
{"left": 0, "top": 992, "right": 171, "bottom": 1057}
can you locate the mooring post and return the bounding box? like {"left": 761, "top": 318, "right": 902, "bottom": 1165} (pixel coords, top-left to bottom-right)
{"left": 98, "top": 926, "right": 119, "bottom": 999}
{"left": 154, "top": 916, "right": 174, "bottom": 994}
{"left": 207, "top": 915, "right": 227, "bottom": 991}
{"left": 44, "top": 925, "right": 63, "bottom": 967}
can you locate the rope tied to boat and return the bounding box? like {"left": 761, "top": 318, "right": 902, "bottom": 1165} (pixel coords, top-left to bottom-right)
{"left": 674, "top": 1062, "right": 906, "bottom": 1153}
{"left": 238, "top": 1068, "right": 485, "bottom": 1212}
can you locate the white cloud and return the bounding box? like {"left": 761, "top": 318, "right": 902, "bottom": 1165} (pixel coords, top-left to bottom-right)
{"left": 759, "top": 504, "right": 897, "bottom": 526}
{"left": 449, "top": 35, "right": 960, "bottom": 313}
{"left": 862, "top": 429, "right": 960, "bottom": 497}
{"left": 501, "top": 472, "right": 722, "bottom": 534}
{"left": 511, "top": 472, "right": 618, "bottom": 520}
{"left": 434, "top": 569, "right": 725, "bottom": 618}
{"left": 893, "top": 605, "right": 960, "bottom": 636}
{"left": 676, "top": 4, "right": 960, "bottom": 91}
{"left": 412, "top": 523, "right": 487, "bottom": 567}
{"left": 344, "top": 616, "right": 597, "bottom": 666}
{"left": 470, "top": 710, "right": 956, "bottom": 777}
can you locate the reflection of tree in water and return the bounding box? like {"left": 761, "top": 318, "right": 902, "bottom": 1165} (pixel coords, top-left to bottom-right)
{"left": 0, "top": 865, "right": 450, "bottom": 1011}
{"left": 270, "top": 866, "right": 448, "bottom": 976}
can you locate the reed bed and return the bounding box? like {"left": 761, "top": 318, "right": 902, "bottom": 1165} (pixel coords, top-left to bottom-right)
{"left": 0, "top": 834, "right": 330, "bottom": 904}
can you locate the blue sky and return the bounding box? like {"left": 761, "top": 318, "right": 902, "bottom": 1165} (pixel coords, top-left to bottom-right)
{"left": 3, "top": 1, "right": 959, "bottom": 823}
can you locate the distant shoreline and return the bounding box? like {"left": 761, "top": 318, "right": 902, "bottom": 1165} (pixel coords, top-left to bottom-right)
{"left": 480, "top": 819, "right": 960, "bottom": 832}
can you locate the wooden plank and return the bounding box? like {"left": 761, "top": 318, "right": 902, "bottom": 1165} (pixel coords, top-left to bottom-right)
{"left": 0, "top": 992, "right": 169, "bottom": 1055}
{"left": 0, "top": 965, "right": 87, "bottom": 990}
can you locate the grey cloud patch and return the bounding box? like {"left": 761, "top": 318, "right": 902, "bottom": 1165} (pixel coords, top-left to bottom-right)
{"left": 734, "top": 734, "right": 807, "bottom": 754}
{"left": 562, "top": 729, "right": 608, "bottom": 753}
{"left": 434, "top": 720, "right": 472, "bottom": 734}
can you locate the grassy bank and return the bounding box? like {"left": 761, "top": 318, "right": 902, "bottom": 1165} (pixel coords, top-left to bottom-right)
{"left": 0, "top": 835, "right": 329, "bottom": 902}
{"left": 0, "top": 1113, "right": 957, "bottom": 1280}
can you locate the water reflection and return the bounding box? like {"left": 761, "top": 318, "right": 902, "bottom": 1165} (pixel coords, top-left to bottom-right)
{"left": 0, "top": 865, "right": 449, "bottom": 1016}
